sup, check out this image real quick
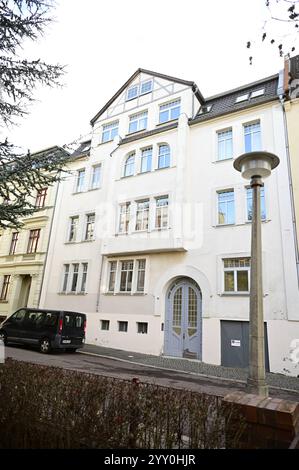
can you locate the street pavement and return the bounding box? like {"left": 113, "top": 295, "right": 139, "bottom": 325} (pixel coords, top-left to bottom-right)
{"left": 3, "top": 343, "right": 299, "bottom": 402}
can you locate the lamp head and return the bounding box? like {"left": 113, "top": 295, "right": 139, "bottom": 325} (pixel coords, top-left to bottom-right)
{"left": 233, "top": 151, "right": 280, "bottom": 179}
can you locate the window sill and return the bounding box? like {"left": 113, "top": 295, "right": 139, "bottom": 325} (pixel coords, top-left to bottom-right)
{"left": 219, "top": 292, "right": 249, "bottom": 297}
{"left": 72, "top": 191, "right": 86, "bottom": 195}
{"left": 215, "top": 223, "right": 236, "bottom": 228}
{"left": 105, "top": 292, "right": 146, "bottom": 296}
{"left": 88, "top": 186, "right": 101, "bottom": 192}
{"left": 245, "top": 219, "right": 269, "bottom": 224}
{"left": 0, "top": 300, "right": 8, "bottom": 304}
{"left": 120, "top": 174, "right": 134, "bottom": 180}
{"left": 152, "top": 227, "right": 170, "bottom": 232}
{"left": 58, "top": 292, "right": 87, "bottom": 296}
{"left": 212, "top": 157, "right": 234, "bottom": 163}
{"left": 81, "top": 238, "right": 95, "bottom": 243}
{"left": 156, "top": 118, "right": 178, "bottom": 127}
{"left": 126, "top": 129, "right": 147, "bottom": 137}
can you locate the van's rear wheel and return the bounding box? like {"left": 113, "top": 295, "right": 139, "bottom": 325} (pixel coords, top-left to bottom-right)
{"left": 0, "top": 330, "right": 7, "bottom": 345}
{"left": 40, "top": 338, "right": 51, "bottom": 354}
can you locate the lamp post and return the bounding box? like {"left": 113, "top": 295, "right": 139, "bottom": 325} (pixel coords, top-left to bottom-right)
{"left": 234, "top": 151, "right": 280, "bottom": 397}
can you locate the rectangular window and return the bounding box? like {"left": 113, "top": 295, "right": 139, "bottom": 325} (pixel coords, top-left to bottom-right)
{"left": 137, "top": 259, "right": 146, "bottom": 292}
{"left": 135, "top": 200, "right": 149, "bottom": 231}
{"left": 137, "top": 322, "right": 148, "bottom": 334}
{"left": 223, "top": 258, "right": 250, "bottom": 293}
{"left": 27, "top": 229, "right": 40, "bottom": 253}
{"left": 246, "top": 187, "right": 266, "bottom": 221}
{"left": 85, "top": 213, "right": 95, "bottom": 241}
{"left": 127, "top": 85, "right": 138, "bottom": 101}
{"left": 217, "top": 129, "right": 233, "bottom": 161}
{"left": 91, "top": 165, "right": 102, "bottom": 189}
{"left": 140, "top": 147, "right": 152, "bottom": 173}
{"left": 244, "top": 121, "right": 261, "bottom": 152}
{"left": 76, "top": 169, "right": 85, "bottom": 192}
{"left": 159, "top": 99, "right": 181, "bottom": 123}
{"left": 101, "top": 320, "right": 110, "bottom": 331}
{"left": 118, "top": 321, "right": 128, "bottom": 332}
{"left": 120, "top": 260, "right": 134, "bottom": 292}
{"left": 71, "top": 263, "right": 79, "bottom": 292}
{"left": 68, "top": 216, "right": 79, "bottom": 242}
{"left": 0, "top": 275, "right": 11, "bottom": 300}
{"left": 108, "top": 261, "right": 117, "bottom": 292}
{"left": 217, "top": 190, "right": 235, "bottom": 225}
{"left": 129, "top": 111, "right": 148, "bottom": 134}
{"left": 62, "top": 264, "right": 70, "bottom": 292}
{"left": 80, "top": 263, "right": 88, "bottom": 292}
{"left": 140, "top": 80, "right": 152, "bottom": 95}
{"left": 102, "top": 121, "right": 119, "bottom": 143}
{"left": 35, "top": 188, "right": 47, "bottom": 208}
{"left": 9, "top": 232, "right": 19, "bottom": 255}
{"left": 158, "top": 145, "right": 170, "bottom": 169}
{"left": 155, "top": 196, "right": 169, "bottom": 229}
{"left": 119, "top": 202, "right": 130, "bottom": 233}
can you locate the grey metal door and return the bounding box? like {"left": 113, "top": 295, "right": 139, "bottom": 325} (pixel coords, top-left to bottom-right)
{"left": 164, "top": 279, "right": 202, "bottom": 359}
{"left": 221, "top": 320, "right": 269, "bottom": 371}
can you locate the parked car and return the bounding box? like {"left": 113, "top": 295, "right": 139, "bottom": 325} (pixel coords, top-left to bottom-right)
{"left": 0, "top": 308, "right": 86, "bottom": 354}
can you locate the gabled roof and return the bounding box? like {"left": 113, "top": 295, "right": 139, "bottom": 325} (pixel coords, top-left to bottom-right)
{"left": 90, "top": 68, "right": 204, "bottom": 126}
{"left": 190, "top": 74, "right": 279, "bottom": 125}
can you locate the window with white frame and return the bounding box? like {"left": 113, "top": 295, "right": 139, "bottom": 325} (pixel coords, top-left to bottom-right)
{"left": 76, "top": 169, "right": 85, "bottom": 192}
{"left": 223, "top": 258, "right": 250, "bottom": 293}
{"left": 129, "top": 111, "right": 148, "bottom": 133}
{"left": 107, "top": 258, "right": 146, "bottom": 294}
{"left": 246, "top": 187, "right": 266, "bottom": 221}
{"left": 159, "top": 99, "right": 181, "bottom": 123}
{"left": 140, "top": 147, "right": 152, "bottom": 173}
{"left": 135, "top": 200, "right": 149, "bottom": 231}
{"left": 68, "top": 216, "right": 79, "bottom": 242}
{"left": 80, "top": 263, "right": 88, "bottom": 292}
{"left": 126, "top": 80, "right": 153, "bottom": 101}
{"left": 62, "top": 264, "right": 70, "bottom": 293}
{"left": 136, "top": 259, "right": 146, "bottom": 292}
{"left": 217, "top": 190, "right": 235, "bottom": 225}
{"left": 101, "top": 320, "right": 110, "bottom": 331}
{"left": 102, "top": 121, "right": 119, "bottom": 143}
{"left": 123, "top": 153, "right": 135, "bottom": 177}
{"left": 217, "top": 129, "right": 233, "bottom": 161}
{"left": 91, "top": 164, "right": 102, "bottom": 189}
{"left": 108, "top": 261, "right": 117, "bottom": 292}
{"left": 62, "top": 263, "right": 88, "bottom": 294}
{"left": 244, "top": 121, "right": 261, "bottom": 152}
{"left": 155, "top": 196, "right": 169, "bottom": 229}
{"left": 120, "top": 260, "right": 134, "bottom": 292}
{"left": 71, "top": 263, "right": 79, "bottom": 292}
{"left": 118, "top": 202, "right": 130, "bottom": 233}
{"left": 158, "top": 144, "right": 170, "bottom": 169}
{"left": 84, "top": 213, "right": 95, "bottom": 241}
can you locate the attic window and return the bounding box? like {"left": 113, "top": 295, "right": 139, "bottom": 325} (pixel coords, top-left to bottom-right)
{"left": 81, "top": 143, "right": 91, "bottom": 152}
{"left": 250, "top": 89, "right": 265, "bottom": 99}
{"left": 198, "top": 105, "right": 213, "bottom": 114}
{"left": 235, "top": 94, "right": 249, "bottom": 103}
{"left": 126, "top": 80, "right": 153, "bottom": 101}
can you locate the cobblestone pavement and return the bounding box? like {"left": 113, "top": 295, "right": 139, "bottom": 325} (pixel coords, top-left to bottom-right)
{"left": 82, "top": 343, "right": 299, "bottom": 392}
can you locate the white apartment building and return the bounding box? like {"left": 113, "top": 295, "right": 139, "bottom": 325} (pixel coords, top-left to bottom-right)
{"left": 40, "top": 69, "right": 299, "bottom": 375}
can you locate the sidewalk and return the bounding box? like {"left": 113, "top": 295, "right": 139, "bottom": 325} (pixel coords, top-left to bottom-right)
{"left": 81, "top": 343, "right": 299, "bottom": 393}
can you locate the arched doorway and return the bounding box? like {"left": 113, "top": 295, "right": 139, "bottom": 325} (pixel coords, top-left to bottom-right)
{"left": 164, "top": 277, "right": 202, "bottom": 359}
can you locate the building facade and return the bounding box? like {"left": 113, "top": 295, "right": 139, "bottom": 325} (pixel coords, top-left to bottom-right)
{"left": 40, "top": 69, "right": 299, "bottom": 375}
{"left": 0, "top": 146, "right": 69, "bottom": 320}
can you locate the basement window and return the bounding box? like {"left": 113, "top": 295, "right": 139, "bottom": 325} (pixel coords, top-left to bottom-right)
{"left": 137, "top": 322, "right": 148, "bottom": 334}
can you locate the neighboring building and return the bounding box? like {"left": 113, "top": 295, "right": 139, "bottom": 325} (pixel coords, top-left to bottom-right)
{"left": 282, "top": 54, "right": 299, "bottom": 283}
{"left": 40, "top": 69, "right": 299, "bottom": 375}
{"left": 0, "top": 146, "right": 69, "bottom": 320}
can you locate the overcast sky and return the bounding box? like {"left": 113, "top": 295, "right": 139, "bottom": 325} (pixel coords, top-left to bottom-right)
{"left": 3, "top": 0, "right": 298, "bottom": 152}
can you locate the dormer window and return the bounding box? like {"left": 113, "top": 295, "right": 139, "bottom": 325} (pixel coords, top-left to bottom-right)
{"left": 198, "top": 105, "right": 213, "bottom": 115}
{"left": 250, "top": 89, "right": 265, "bottom": 98}
{"left": 235, "top": 94, "right": 249, "bottom": 103}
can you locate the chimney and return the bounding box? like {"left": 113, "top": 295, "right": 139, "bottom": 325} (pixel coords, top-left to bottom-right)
{"left": 283, "top": 54, "right": 290, "bottom": 99}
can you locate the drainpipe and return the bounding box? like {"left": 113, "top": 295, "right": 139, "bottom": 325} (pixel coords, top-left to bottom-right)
{"left": 278, "top": 96, "right": 299, "bottom": 285}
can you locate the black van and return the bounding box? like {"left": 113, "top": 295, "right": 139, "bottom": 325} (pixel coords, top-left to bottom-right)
{"left": 0, "top": 308, "right": 86, "bottom": 354}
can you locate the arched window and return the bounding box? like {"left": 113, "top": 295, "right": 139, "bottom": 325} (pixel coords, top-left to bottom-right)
{"left": 158, "top": 144, "right": 170, "bottom": 169}
{"left": 124, "top": 153, "right": 135, "bottom": 177}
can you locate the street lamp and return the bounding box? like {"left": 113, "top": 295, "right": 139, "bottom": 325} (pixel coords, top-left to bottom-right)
{"left": 234, "top": 151, "right": 280, "bottom": 397}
